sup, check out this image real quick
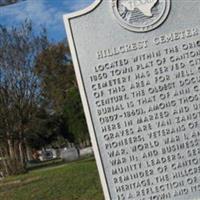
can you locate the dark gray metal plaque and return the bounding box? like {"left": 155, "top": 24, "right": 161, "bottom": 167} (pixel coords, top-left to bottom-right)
{"left": 64, "top": 0, "right": 200, "bottom": 199}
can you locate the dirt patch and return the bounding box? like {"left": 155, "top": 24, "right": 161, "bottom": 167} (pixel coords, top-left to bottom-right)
{"left": 0, "top": 176, "right": 41, "bottom": 189}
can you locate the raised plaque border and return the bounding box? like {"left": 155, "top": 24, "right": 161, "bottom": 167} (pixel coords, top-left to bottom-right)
{"left": 63, "top": 1, "right": 111, "bottom": 199}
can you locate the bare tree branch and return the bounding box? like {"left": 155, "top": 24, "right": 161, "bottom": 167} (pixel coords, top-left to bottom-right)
{"left": 0, "top": 0, "right": 26, "bottom": 7}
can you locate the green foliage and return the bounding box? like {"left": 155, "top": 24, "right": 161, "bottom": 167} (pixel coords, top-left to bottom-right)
{"left": 36, "top": 43, "right": 89, "bottom": 146}
{"left": 63, "top": 87, "right": 89, "bottom": 145}
{"left": 25, "top": 109, "right": 61, "bottom": 149}
{"left": 35, "top": 43, "right": 74, "bottom": 114}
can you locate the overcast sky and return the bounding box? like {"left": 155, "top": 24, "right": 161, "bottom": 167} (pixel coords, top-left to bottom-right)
{"left": 0, "top": 0, "right": 94, "bottom": 42}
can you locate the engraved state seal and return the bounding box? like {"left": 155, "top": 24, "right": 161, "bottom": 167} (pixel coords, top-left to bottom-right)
{"left": 112, "top": 0, "right": 171, "bottom": 32}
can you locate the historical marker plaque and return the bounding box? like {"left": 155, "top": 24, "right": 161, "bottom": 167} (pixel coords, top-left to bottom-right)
{"left": 64, "top": 0, "right": 200, "bottom": 199}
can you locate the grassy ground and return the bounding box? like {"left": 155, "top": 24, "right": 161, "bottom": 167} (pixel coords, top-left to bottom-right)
{"left": 0, "top": 158, "right": 104, "bottom": 200}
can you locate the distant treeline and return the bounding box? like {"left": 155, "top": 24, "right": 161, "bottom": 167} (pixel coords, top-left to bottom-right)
{"left": 0, "top": 21, "right": 90, "bottom": 176}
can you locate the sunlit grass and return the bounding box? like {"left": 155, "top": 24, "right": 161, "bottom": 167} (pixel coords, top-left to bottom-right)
{"left": 0, "top": 158, "right": 104, "bottom": 200}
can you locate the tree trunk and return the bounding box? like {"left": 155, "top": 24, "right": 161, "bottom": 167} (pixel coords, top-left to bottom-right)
{"left": 25, "top": 144, "right": 33, "bottom": 161}
{"left": 19, "top": 141, "right": 25, "bottom": 167}
{"left": 86, "top": 139, "right": 91, "bottom": 147}
{"left": 7, "top": 139, "right": 15, "bottom": 160}
{"left": 0, "top": 147, "right": 9, "bottom": 176}
{"left": 75, "top": 144, "right": 80, "bottom": 158}
{"left": 14, "top": 140, "right": 20, "bottom": 161}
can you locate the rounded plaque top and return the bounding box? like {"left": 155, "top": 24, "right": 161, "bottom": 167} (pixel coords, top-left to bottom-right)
{"left": 112, "top": 0, "right": 171, "bottom": 32}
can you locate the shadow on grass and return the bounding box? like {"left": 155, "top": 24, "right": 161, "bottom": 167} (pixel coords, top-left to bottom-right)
{"left": 0, "top": 176, "right": 42, "bottom": 193}
{"left": 26, "top": 159, "right": 65, "bottom": 171}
